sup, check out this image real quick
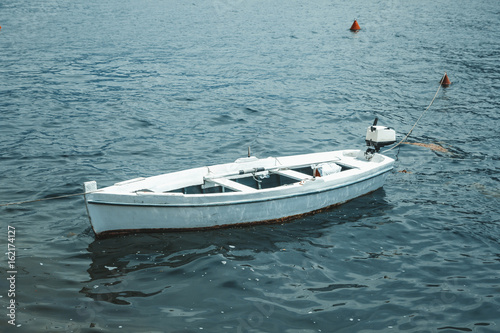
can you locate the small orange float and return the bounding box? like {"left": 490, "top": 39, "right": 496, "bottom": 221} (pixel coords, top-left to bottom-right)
{"left": 350, "top": 19, "right": 361, "bottom": 31}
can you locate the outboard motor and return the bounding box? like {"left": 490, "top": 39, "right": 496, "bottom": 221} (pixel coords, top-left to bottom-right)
{"left": 365, "top": 118, "right": 396, "bottom": 158}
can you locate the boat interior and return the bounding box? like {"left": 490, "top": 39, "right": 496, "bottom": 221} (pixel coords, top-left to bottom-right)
{"left": 165, "top": 163, "right": 354, "bottom": 195}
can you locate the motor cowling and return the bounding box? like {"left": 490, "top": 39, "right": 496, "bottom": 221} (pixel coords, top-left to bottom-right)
{"left": 365, "top": 118, "right": 396, "bottom": 152}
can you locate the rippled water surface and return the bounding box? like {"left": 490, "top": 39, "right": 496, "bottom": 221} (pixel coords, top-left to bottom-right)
{"left": 1, "top": 0, "right": 500, "bottom": 332}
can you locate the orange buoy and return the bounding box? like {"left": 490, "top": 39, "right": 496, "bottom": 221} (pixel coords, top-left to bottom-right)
{"left": 350, "top": 19, "right": 361, "bottom": 31}
{"left": 440, "top": 72, "right": 451, "bottom": 87}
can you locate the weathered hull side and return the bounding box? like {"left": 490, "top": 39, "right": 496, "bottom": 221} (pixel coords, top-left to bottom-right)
{"left": 86, "top": 170, "right": 390, "bottom": 237}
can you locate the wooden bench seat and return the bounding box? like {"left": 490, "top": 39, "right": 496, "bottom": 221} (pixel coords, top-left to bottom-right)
{"left": 205, "top": 178, "right": 258, "bottom": 192}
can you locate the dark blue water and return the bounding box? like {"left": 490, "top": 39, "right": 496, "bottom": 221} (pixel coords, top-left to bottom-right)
{"left": 1, "top": 0, "right": 499, "bottom": 332}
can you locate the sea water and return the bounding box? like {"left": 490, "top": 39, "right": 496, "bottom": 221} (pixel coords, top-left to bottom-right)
{"left": 1, "top": 0, "right": 499, "bottom": 332}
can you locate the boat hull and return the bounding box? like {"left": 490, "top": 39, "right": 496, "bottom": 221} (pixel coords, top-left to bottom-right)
{"left": 84, "top": 150, "right": 393, "bottom": 238}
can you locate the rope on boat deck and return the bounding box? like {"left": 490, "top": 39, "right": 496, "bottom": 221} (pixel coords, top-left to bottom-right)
{"left": 0, "top": 190, "right": 101, "bottom": 207}
{"left": 384, "top": 74, "right": 445, "bottom": 153}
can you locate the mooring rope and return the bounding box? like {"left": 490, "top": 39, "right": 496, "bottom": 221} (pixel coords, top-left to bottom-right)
{"left": 0, "top": 190, "right": 101, "bottom": 207}
{"left": 384, "top": 73, "right": 446, "bottom": 152}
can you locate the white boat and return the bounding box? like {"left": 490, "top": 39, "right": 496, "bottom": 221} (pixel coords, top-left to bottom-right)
{"left": 84, "top": 120, "right": 396, "bottom": 238}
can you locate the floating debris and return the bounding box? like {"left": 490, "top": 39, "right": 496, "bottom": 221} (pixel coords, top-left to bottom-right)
{"left": 398, "top": 170, "right": 412, "bottom": 174}
{"left": 402, "top": 142, "right": 449, "bottom": 153}
{"left": 471, "top": 183, "right": 500, "bottom": 198}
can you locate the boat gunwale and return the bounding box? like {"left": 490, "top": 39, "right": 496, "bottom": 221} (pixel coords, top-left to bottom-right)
{"left": 86, "top": 166, "right": 393, "bottom": 208}
{"left": 90, "top": 152, "right": 391, "bottom": 196}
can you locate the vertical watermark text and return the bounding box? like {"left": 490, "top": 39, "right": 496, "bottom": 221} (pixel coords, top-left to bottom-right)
{"left": 6, "top": 226, "right": 17, "bottom": 326}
